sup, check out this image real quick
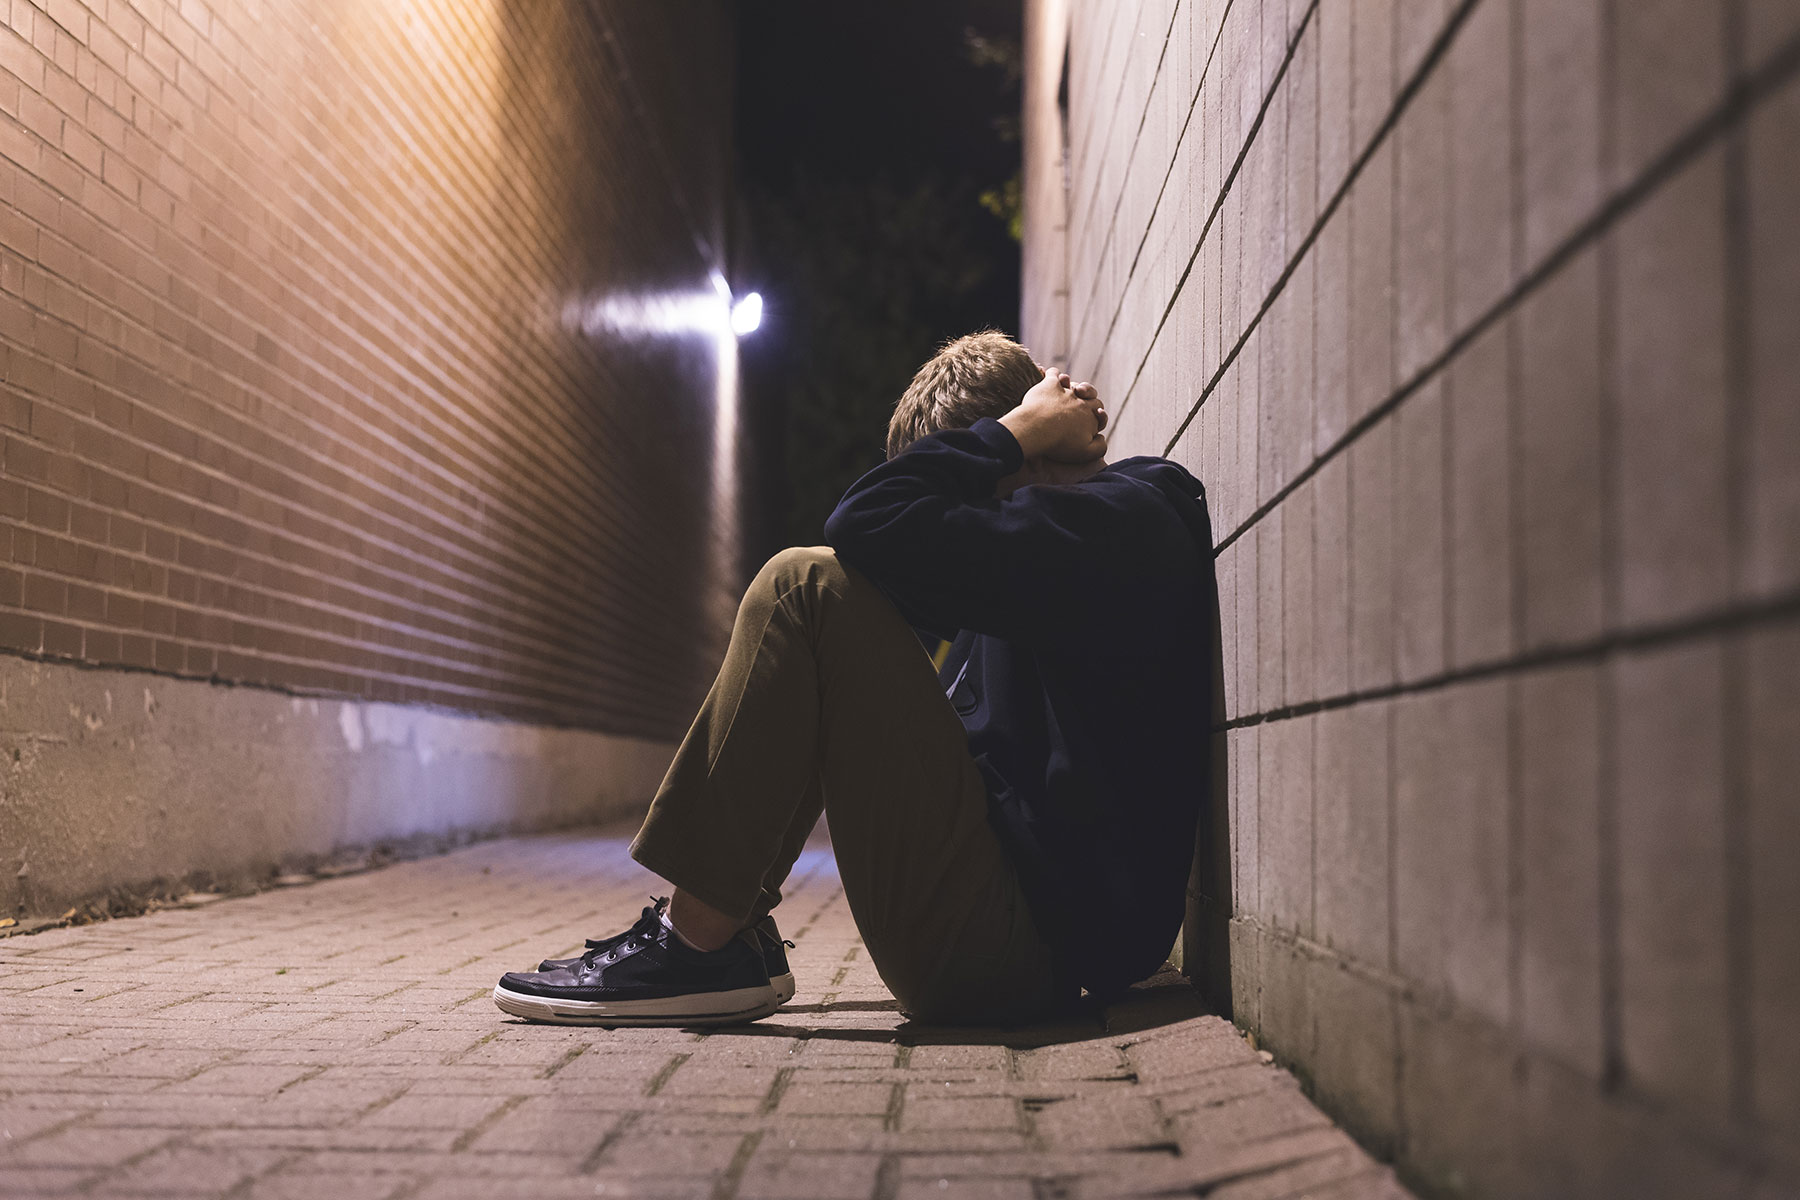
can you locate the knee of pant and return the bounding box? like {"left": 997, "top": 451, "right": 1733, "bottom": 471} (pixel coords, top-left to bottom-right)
{"left": 754, "top": 546, "right": 847, "bottom": 598}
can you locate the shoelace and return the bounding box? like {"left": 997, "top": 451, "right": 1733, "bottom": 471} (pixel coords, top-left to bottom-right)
{"left": 581, "top": 899, "right": 665, "bottom": 952}
{"left": 578, "top": 899, "right": 666, "bottom": 969}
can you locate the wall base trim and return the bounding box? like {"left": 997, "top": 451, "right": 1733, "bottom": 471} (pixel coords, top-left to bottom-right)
{"left": 0, "top": 655, "right": 676, "bottom": 921}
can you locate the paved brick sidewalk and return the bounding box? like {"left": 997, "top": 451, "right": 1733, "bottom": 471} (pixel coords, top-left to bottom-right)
{"left": 0, "top": 824, "right": 1410, "bottom": 1199}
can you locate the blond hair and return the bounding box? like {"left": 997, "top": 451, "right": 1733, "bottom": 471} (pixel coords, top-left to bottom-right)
{"left": 886, "top": 331, "right": 1042, "bottom": 459}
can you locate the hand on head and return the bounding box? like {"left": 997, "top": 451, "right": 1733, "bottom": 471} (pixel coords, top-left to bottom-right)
{"left": 999, "top": 366, "right": 1109, "bottom": 465}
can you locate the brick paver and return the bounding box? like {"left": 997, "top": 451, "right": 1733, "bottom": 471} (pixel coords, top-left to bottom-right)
{"left": 0, "top": 823, "right": 1411, "bottom": 1199}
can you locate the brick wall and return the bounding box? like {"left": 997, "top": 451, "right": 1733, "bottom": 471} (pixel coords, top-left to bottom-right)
{"left": 1023, "top": 1, "right": 1799, "bottom": 1195}
{"left": 0, "top": 0, "right": 743, "bottom": 744}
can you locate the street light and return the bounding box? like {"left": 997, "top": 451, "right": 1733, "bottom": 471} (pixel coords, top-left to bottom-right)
{"left": 730, "top": 292, "right": 763, "bottom": 337}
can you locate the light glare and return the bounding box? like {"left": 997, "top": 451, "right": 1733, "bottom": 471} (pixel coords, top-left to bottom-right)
{"left": 560, "top": 283, "right": 763, "bottom": 341}
{"left": 730, "top": 292, "right": 763, "bottom": 336}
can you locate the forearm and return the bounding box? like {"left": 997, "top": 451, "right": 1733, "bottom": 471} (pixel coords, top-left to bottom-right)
{"left": 998, "top": 409, "right": 1055, "bottom": 459}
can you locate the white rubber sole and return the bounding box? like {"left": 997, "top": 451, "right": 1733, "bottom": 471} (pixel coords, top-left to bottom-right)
{"left": 493, "top": 982, "right": 781, "bottom": 1026}
{"left": 771, "top": 971, "right": 795, "bottom": 1006}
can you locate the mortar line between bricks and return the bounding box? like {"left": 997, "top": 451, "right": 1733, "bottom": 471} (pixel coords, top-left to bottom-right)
{"left": 1720, "top": 0, "right": 1760, "bottom": 1132}
{"left": 1722, "top": 635, "right": 1756, "bottom": 1124}
{"left": 540, "top": 1041, "right": 588, "bottom": 1079}
{"left": 386, "top": 1175, "right": 430, "bottom": 1200}
{"left": 1501, "top": 0, "right": 1531, "bottom": 1058}
{"left": 1593, "top": 0, "right": 1627, "bottom": 1097}
{"left": 449, "top": 1092, "right": 527, "bottom": 1153}
{"left": 1063, "top": 0, "right": 1151, "bottom": 291}
{"left": 643, "top": 1051, "right": 691, "bottom": 1098}
{"left": 0, "top": 532, "right": 662, "bottom": 711}
{"left": 0, "top": 464, "right": 623, "bottom": 694}
{"left": 367, "top": 981, "right": 422, "bottom": 1004}
{"left": 883, "top": 1078, "right": 906, "bottom": 1133}
{"left": 710, "top": 1129, "right": 762, "bottom": 1200}
{"left": 580, "top": 1109, "right": 642, "bottom": 1176}
{"left": 449, "top": 1029, "right": 501, "bottom": 1067}
{"left": 1245, "top": 899, "right": 1778, "bottom": 1173}
{"left": 280, "top": 1065, "right": 331, "bottom": 1093}
{"left": 1211, "top": 587, "right": 1800, "bottom": 731}
{"left": 1149, "top": 1088, "right": 1187, "bottom": 1143}
{"left": 369, "top": 1019, "right": 421, "bottom": 1048}
{"left": 767, "top": 854, "right": 829, "bottom": 941}
{"left": 103, "top": 1128, "right": 190, "bottom": 1182}
{"left": 222, "top": 1149, "right": 304, "bottom": 1200}
{"left": 1236, "top": 915, "right": 1497, "bottom": 1015}
{"left": 1183, "top": 1141, "right": 1352, "bottom": 1195}
{"left": 1200, "top": 23, "right": 1800, "bottom": 557}
{"left": 1504, "top": 664, "right": 1526, "bottom": 1041}
{"left": 758, "top": 1065, "right": 795, "bottom": 1115}
{"left": 0, "top": 7, "right": 643, "bottom": 533}
{"left": 1018, "top": 1091, "right": 1045, "bottom": 1153}
{"left": 1102, "top": 0, "right": 1323, "bottom": 437}
{"left": 1067, "top": 0, "right": 1144, "bottom": 210}
{"left": 1065, "top": 0, "right": 1223, "bottom": 359}
{"left": 1147, "top": 0, "right": 1477, "bottom": 458}
{"left": 789, "top": 883, "right": 845, "bottom": 942}
{"left": 354, "top": 1084, "right": 415, "bottom": 1122}
{"left": 2, "top": 1107, "right": 101, "bottom": 1152}
{"left": 1238, "top": 917, "right": 1776, "bottom": 1179}
{"left": 0, "top": 390, "right": 626, "bottom": 680}
{"left": 873, "top": 1154, "right": 900, "bottom": 1200}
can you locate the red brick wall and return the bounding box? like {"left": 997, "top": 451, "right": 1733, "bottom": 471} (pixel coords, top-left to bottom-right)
{"left": 0, "top": 0, "right": 742, "bottom": 742}
{"left": 1024, "top": 1, "right": 1800, "bottom": 1195}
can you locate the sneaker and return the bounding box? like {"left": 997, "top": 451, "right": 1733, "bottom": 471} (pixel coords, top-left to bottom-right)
{"left": 758, "top": 919, "right": 796, "bottom": 1006}
{"left": 535, "top": 900, "right": 663, "bottom": 972}
{"left": 494, "top": 902, "right": 780, "bottom": 1026}
{"left": 537, "top": 898, "right": 796, "bottom": 1006}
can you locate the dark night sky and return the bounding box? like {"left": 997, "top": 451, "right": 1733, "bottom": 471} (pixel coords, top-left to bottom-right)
{"left": 734, "top": 1, "right": 1026, "bottom": 186}
{"left": 733, "top": 0, "right": 1026, "bottom": 327}
{"left": 730, "top": 0, "right": 1027, "bottom": 549}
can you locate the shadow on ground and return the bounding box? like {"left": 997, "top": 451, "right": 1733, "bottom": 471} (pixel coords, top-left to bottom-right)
{"left": 686, "top": 968, "right": 1207, "bottom": 1049}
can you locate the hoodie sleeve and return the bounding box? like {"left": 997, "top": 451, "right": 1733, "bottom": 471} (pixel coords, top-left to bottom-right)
{"left": 823, "top": 417, "right": 1176, "bottom": 645}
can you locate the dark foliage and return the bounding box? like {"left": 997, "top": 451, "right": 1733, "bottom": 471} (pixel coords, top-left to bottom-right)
{"left": 734, "top": 1, "right": 1024, "bottom": 550}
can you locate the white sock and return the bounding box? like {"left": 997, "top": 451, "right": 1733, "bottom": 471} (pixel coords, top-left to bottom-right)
{"left": 660, "top": 906, "right": 708, "bottom": 952}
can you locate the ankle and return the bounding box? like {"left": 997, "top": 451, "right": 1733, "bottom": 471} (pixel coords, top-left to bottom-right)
{"left": 667, "top": 889, "right": 740, "bottom": 953}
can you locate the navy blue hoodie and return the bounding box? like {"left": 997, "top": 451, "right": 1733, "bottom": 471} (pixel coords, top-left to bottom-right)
{"left": 823, "top": 416, "right": 1215, "bottom": 999}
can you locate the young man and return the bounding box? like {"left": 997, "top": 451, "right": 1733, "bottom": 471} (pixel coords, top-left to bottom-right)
{"left": 494, "top": 331, "right": 1214, "bottom": 1027}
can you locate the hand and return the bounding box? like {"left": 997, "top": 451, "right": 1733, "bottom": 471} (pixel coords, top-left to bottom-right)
{"left": 998, "top": 367, "right": 1108, "bottom": 464}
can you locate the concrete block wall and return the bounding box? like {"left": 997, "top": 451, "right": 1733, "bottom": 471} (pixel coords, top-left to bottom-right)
{"left": 0, "top": 0, "right": 740, "bottom": 917}
{"left": 1022, "top": 1, "right": 1800, "bottom": 1195}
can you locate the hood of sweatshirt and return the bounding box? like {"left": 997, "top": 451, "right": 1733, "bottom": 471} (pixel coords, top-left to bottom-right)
{"left": 1103, "top": 455, "right": 1214, "bottom": 557}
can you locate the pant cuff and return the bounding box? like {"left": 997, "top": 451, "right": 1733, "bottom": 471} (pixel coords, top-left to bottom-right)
{"left": 627, "top": 816, "right": 761, "bottom": 926}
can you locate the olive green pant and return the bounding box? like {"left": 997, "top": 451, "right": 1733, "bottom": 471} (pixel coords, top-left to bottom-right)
{"left": 628, "top": 547, "right": 1067, "bottom": 1025}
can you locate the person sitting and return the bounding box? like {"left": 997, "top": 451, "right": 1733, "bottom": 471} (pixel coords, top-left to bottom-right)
{"left": 494, "top": 331, "right": 1215, "bottom": 1027}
